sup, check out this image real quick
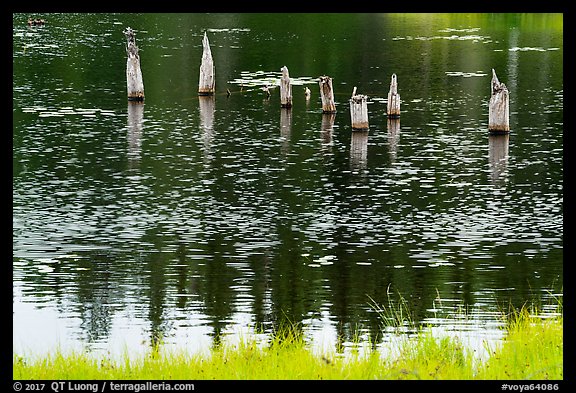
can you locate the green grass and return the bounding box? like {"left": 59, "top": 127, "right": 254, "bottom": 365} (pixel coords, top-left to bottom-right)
{"left": 13, "top": 305, "right": 562, "bottom": 380}
{"left": 475, "top": 306, "right": 563, "bottom": 380}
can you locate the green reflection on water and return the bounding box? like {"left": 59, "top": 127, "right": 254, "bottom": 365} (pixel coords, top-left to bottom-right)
{"left": 13, "top": 13, "right": 562, "bottom": 357}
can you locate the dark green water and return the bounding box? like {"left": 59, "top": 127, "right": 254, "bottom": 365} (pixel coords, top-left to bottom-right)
{"left": 13, "top": 13, "right": 562, "bottom": 359}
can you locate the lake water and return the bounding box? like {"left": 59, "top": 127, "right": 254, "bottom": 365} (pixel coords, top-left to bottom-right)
{"left": 13, "top": 13, "right": 563, "bottom": 361}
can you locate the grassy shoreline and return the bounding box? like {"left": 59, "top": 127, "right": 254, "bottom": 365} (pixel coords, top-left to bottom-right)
{"left": 13, "top": 307, "right": 562, "bottom": 380}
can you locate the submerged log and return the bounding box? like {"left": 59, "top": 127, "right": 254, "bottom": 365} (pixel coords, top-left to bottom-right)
{"left": 319, "top": 76, "right": 336, "bottom": 113}
{"left": 198, "top": 32, "right": 215, "bottom": 95}
{"left": 262, "top": 85, "right": 271, "bottom": 98}
{"left": 387, "top": 73, "right": 400, "bottom": 118}
{"left": 280, "top": 66, "right": 292, "bottom": 108}
{"left": 124, "top": 27, "right": 144, "bottom": 101}
{"left": 488, "top": 69, "right": 510, "bottom": 133}
{"left": 349, "top": 87, "right": 369, "bottom": 130}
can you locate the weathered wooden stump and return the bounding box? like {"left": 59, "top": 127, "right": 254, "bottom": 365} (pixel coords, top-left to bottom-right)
{"left": 124, "top": 27, "right": 144, "bottom": 101}
{"left": 319, "top": 76, "right": 336, "bottom": 113}
{"left": 387, "top": 73, "right": 400, "bottom": 118}
{"left": 349, "top": 87, "right": 369, "bottom": 130}
{"left": 280, "top": 66, "right": 292, "bottom": 108}
{"left": 488, "top": 69, "right": 510, "bottom": 133}
{"left": 387, "top": 118, "right": 400, "bottom": 162}
{"left": 198, "top": 31, "right": 215, "bottom": 96}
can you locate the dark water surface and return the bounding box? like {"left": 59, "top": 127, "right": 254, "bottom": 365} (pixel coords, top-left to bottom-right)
{"left": 13, "top": 13, "right": 562, "bottom": 360}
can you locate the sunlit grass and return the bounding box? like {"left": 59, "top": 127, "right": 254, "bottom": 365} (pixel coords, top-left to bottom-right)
{"left": 14, "top": 302, "right": 562, "bottom": 380}
{"left": 475, "top": 305, "right": 563, "bottom": 380}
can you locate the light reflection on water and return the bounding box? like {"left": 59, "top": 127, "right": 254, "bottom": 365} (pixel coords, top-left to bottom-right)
{"left": 13, "top": 13, "right": 562, "bottom": 361}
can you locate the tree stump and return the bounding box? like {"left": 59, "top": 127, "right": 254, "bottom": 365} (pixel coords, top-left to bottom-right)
{"left": 124, "top": 27, "right": 144, "bottom": 101}
{"left": 198, "top": 32, "right": 215, "bottom": 96}
{"left": 387, "top": 73, "right": 400, "bottom": 118}
{"left": 280, "top": 66, "right": 292, "bottom": 108}
{"left": 350, "top": 87, "right": 369, "bottom": 130}
{"left": 319, "top": 76, "right": 336, "bottom": 113}
{"left": 488, "top": 69, "right": 510, "bottom": 133}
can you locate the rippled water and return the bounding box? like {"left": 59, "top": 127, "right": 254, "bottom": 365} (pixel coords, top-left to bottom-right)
{"left": 13, "top": 13, "right": 562, "bottom": 361}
